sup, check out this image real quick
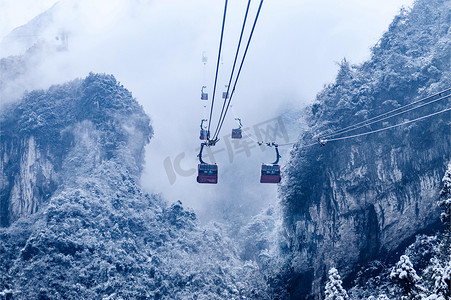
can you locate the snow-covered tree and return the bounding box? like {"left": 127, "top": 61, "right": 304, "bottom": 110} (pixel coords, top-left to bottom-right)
{"left": 437, "top": 163, "right": 451, "bottom": 265}
{"left": 390, "top": 255, "right": 426, "bottom": 299}
{"left": 439, "top": 162, "right": 451, "bottom": 225}
{"left": 421, "top": 163, "right": 451, "bottom": 299}
{"left": 325, "top": 267, "right": 349, "bottom": 300}
{"left": 428, "top": 257, "right": 451, "bottom": 299}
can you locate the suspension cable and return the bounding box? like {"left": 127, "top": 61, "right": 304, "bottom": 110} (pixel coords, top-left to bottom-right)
{"left": 213, "top": 0, "right": 264, "bottom": 140}
{"left": 207, "top": 0, "right": 228, "bottom": 136}
{"left": 321, "top": 87, "right": 451, "bottom": 139}
{"left": 267, "top": 105, "right": 450, "bottom": 147}
{"left": 213, "top": 0, "right": 252, "bottom": 140}
{"left": 278, "top": 141, "right": 318, "bottom": 148}
{"left": 324, "top": 94, "right": 450, "bottom": 139}
{"left": 325, "top": 107, "right": 450, "bottom": 142}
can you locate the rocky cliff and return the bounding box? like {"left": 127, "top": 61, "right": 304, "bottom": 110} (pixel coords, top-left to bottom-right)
{"left": 279, "top": 0, "right": 450, "bottom": 298}
{"left": 0, "top": 73, "right": 151, "bottom": 227}
{"left": 0, "top": 73, "right": 268, "bottom": 299}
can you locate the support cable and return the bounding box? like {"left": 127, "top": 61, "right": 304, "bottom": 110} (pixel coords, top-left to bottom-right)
{"left": 213, "top": 0, "right": 252, "bottom": 139}
{"left": 325, "top": 107, "right": 451, "bottom": 142}
{"left": 213, "top": 0, "right": 264, "bottom": 140}
{"left": 207, "top": 0, "right": 229, "bottom": 137}
{"left": 323, "top": 94, "right": 450, "bottom": 139}
{"left": 321, "top": 88, "right": 451, "bottom": 139}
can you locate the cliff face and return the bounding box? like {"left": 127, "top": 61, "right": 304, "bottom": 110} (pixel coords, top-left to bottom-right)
{"left": 279, "top": 0, "right": 450, "bottom": 298}
{"left": 0, "top": 135, "right": 57, "bottom": 226}
{"left": 0, "top": 73, "right": 151, "bottom": 227}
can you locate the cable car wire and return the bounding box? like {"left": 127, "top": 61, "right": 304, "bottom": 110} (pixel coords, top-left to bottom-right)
{"left": 213, "top": 0, "right": 252, "bottom": 140}
{"left": 207, "top": 0, "right": 228, "bottom": 136}
{"left": 321, "top": 87, "right": 451, "bottom": 139}
{"left": 212, "top": 0, "right": 264, "bottom": 140}
{"left": 257, "top": 90, "right": 450, "bottom": 147}
{"left": 325, "top": 106, "right": 450, "bottom": 142}
{"left": 278, "top": 141, "right": 318, "bottom": 148}
{"left": 323, "top": 93, "right": 450, "bottom": 139}
{"left": 267, "top": 105, "right": 450, "bottom": 147}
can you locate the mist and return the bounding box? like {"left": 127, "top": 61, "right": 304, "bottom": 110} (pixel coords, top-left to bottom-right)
{"left": 0, "top": 0, "right": 414, "bottom": 222}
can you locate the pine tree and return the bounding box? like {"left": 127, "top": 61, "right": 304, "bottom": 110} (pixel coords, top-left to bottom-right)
{"left": 324, "top": 267, "right": 349, "bottom": 300}
{"left": 427, "top": 163, "right": 451, "bottom": 298}
{"left": 439, "top": 162, "right": 451, "bottom": 225}
{"left": 390, "top": 255, "right": 426, "bottom": 299}
{"left": 438, "top": 163, "right": 451, "bottom": 261}
{"left": 428, "top": 258, "right": 451, "bottom": 298}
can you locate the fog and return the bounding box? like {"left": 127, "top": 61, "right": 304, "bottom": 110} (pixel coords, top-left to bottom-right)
{"left": 0, "top": 0, "right": 414, "bottom": 223}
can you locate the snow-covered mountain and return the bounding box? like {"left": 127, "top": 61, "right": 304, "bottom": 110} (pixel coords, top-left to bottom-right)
{"left": 0, "top": 73, "right": 270, "bottom": 299}
{"left": 278, "top": 0, "right": 450, "bottom": 298}
{"left": 1, "top": 0, "right": 450, "bottom": 299}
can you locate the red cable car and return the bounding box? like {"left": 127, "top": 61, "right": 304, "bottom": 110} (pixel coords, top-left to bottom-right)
{"left": 260, "top": 164, "right": 281, "bottom": 183}
{"left": 231, "top": 128, "right": 242, "bottom": 139}
{"left": 197, "top": 163, "right": 218, "bottom": 184}
{"left": 197, "top": 142, "right": 218, "bottom": 184}
{"left": 231, "top": 118, "right": 243, "bottom": 139}
{"left": 260, "top": 143, "right": 281, "bottom": 183}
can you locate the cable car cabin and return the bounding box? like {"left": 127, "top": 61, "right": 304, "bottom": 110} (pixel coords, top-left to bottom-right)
{"left": 197, "top": 163, "right": 218, "bottom": 184}
{"left": 200, "top": 129, "right": 210, "bottom": 140}
{"left": 222, "top": 91, "right": 228, "bottom": 99}
{"left": 260, "top": 164, "right": 281, "bottom": 183}
{"left": 232, "top": 118, "right": 243, "bottom": 139}
{"left": 231, "top": 128, "right": 242, "bottom": 139}
{"left": 201, "top": 86, "right": 208, "bottom": 100}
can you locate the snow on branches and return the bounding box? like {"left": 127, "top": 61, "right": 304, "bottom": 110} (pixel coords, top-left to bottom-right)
{"left": 325, "top": 267, "right": 349, "bottom": 300}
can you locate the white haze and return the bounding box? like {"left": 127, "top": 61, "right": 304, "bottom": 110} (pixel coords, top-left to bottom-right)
{"left": 0, "top": 0, "right": 414, "bottom": 222}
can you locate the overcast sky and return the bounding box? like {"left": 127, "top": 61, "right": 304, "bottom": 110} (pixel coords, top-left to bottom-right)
{"left": 0, "top": 0, "right": 415, "bottom": 221}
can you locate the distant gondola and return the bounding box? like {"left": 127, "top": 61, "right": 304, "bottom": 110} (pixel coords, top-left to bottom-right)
{"left": 200, "top": 130, "right": 210, "bottom": 140}
{"left": 199, "top": 119, "right": 210, "bottom": 140}
{"left": 231, "top": 118, "right": 243, "bottom": 139}
{"left": 222, "top": 84, "right": 229, "bottom": 99}
{"left": 231, "top": 128, "right": 242, "bottom": 139}
{"left": 201, "top": 86, "right": 208, "bottom": 100}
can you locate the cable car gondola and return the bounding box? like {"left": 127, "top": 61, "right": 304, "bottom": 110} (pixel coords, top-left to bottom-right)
{"left": 260, "top": 143, "right": 281, "bottom": 183}
{"left": 231, "top": 118, "right": 242, "bottom": 139}
{"left": 200, "top": 130, "right": 210, "bottom": 140}
{"left": 197, "top": 164, "right": 218, "bottom": 184}
{"left": 222, "top": 84, "right": 229, "bottom": 99}
{"left": 197, "top": 143, "right": 218, "bottom": 184}
{"left": 199, "top": 119, "right": 210, "bottom": 140}
{"left": 261, "top": 164, "right": 280, "bottom": 183}
{"left": 201, "top": 86, "right": 208, "bottom": 100}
